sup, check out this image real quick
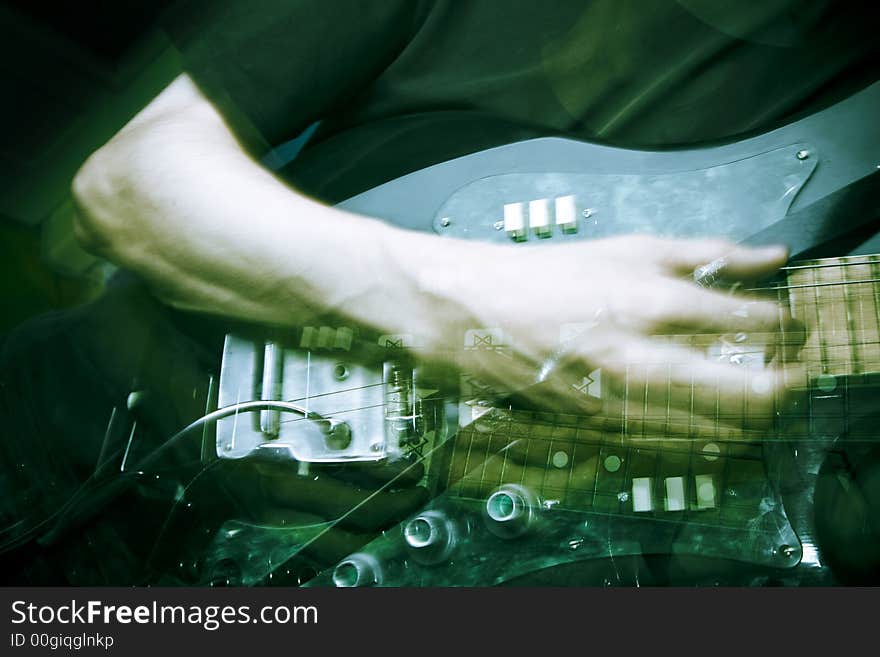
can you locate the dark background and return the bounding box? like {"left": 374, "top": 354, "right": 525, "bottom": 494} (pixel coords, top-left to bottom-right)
{"left": 0, "top": 1, "right": 180, "bottom": 332}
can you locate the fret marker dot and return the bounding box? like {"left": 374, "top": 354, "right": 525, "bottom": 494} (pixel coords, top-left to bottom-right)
{"left": 751, "top": 374, "right": 771, "bottom": 395}
{"left": 604, "top": 455, "right": 621, "bottom": 472}
{"left": 816, "top": 374, "right": 837, "bottom": 392}
{"left": 552, "top": 451, "right": 569, "bottom": 468}
{"left": 697, "top": 481, "right": 716, "bottom": 506}
{"left": 701, "top": 442, "right": 720, "bottom": 461}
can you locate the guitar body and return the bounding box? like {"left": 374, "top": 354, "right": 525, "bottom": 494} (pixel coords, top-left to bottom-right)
{"left": 337, "top": 80, "right": 880, "bottom": 257}
{"left": 135, "top": 82, "right": 880, "bottom": 586}
{"left": 316, "top": 78, "right": 880, "bottom": 586}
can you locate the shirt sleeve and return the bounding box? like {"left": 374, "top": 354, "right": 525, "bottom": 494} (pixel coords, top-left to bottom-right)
{"left": 162, "top": 0, "right": 420, "bottom": 151}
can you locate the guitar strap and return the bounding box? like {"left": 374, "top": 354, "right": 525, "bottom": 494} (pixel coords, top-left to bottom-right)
{"left": 741, "top": 170, "right": 880, "bottom": 258}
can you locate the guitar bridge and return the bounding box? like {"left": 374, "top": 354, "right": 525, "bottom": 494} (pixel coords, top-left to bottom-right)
{"left": 214, "top": 333, "right": 444, "bottom": 464}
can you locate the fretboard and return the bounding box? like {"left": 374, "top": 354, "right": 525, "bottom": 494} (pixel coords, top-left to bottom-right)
{"left": 782, "top": 253, "right": 880, "bottom": 378}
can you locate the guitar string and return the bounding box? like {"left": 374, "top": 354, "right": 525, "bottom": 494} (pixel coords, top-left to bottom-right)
{"left": 266, "top": 386, "right": 868, "bottom": 438}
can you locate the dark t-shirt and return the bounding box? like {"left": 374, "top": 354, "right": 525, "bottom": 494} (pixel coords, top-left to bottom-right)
{"left": 165, "top": 0, "right": 879, "bottom": 203}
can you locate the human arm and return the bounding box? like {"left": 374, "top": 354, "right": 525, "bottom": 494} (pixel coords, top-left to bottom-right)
{"left": 72, "top": 73, "right": 798, "bottom": 431}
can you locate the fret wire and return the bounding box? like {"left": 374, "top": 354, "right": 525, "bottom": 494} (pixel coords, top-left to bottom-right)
{"left": 685, "top": 432, "right": 695, "bottom": 521}
{"left": 547, "top": 425, "right": 569, "bottom": 503}
{"left": 873, "top": 260, "right": 880, "bottom": 358}
{"left": 527, "top": 416, "right": 544, "bottom": 496}
{"left": 715, "top": 367, "right": 722, "bottom": 447}
{"left": 467, "top": 420, "right": 495, "bottom": 495}
{"left": 665, "top": 361, "right": 672, "bottom": 438}
{"left": 824, "top": 257, "right": 845, "bottom": 376}
{"left": 563, "top": 437, "right": 578, "bottom": 503}
{"left": 619, "top": 443, "right": 633, "bottom": 515}
{"left": 483, "top": 417, "right": 499, "bottom": 494}
{"left": 812, "top": 265, "right": 829, "bottom": 374}
{"left": 446, "top": 427, "right": 466, "bottom": 495}
{"left": 806, "top": 366, "right": 816, "bottom": 438}
{"left": 590, "top": 442, "right": 603, "bottom": 513}
{"left": 719, "top": 443, "right": 732, "bottom": 513}
{"left": 497, "top": 424, "right": 511, "bottom": 492}
{"left": 569, "top": 440, "right": 583, "bottom": 507}
{"left": 563, "top": 437, "right": 577, "bottom": 507}
{"left": 438, "top": 426, "right": 452, "bottom": 493}
{"left": 518, "top": 421, "right": 532, "bottom": 489}
{"left": 461, "top": 422, "right": 477, "bottom": 497}
{"left": 548, "top": 423, "right": 566, "bottom": 499}
{"left": 841, "top": 257, "right": 861, "bottom": 374}
{"left": 688, "top": 363, "right": 696, "bottom": 442}
{"left": 853, "top": 261, "right": 879, "bottom": 372}
{"left": 623, "top": 364, "right": 630, "bottom": 444}
{"left": 536, "top": 425, "right": 549, "bottom": 501}
{"left": 652, "top": 446, "right": 663, "bottom": 515}
{"left": 776, "top": 280, "right": 790, "bottom": 400}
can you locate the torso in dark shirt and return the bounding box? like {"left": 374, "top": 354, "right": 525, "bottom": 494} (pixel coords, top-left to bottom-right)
{"left": 168, "top": 0, "right": 879, "bottom": 201}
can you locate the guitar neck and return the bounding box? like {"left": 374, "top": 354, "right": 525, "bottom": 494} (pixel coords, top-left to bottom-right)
{"left": 782, "top": 253, "right": 880, "bottom": 378}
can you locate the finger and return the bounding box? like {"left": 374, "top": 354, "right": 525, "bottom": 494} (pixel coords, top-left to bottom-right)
{"left": 582, "top": 339, "right": 800, "bottom": 430}
{"left": 646, "top": 279, "right": 791, "bottom": 335}
{"left": 656, "top": 238, "right": 788, "bottom": 280}
{"left": 549, "top": 351, "right": 760, "bottom": 439}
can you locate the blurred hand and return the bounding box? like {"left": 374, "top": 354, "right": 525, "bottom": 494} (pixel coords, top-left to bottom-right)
{"left": 417, "top": 234, "right": 805, "bottom": 438}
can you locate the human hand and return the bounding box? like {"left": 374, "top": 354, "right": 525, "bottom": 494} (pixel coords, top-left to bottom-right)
{"left": 416, "top": 234, "right": 805, "bottom": 439}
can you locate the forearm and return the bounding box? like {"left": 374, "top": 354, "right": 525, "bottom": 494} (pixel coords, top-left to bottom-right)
{"left": 71, "top": 78, "right": 474, "bottom": 339}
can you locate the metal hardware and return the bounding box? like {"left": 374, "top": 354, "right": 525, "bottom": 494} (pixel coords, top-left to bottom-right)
{"left": 484, "top": 484, "right": 540, "bottom": 539}
{"left": 404, "top": 510, "right": 456, "bottom": 564}
{"left": 333, "top": 553, "right": 382, "bottom": 587}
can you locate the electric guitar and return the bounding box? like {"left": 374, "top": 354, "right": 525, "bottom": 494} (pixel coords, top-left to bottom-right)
{"left": 184, "top": 81, "right": 880, "bottom": 587}
{"left": 25, "top": 81, "right": 880, "bottom": 586}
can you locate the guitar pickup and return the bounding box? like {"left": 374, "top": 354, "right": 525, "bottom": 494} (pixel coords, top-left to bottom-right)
{"left": 528, "top": 198, "right": 551, "bottom": 237}
{"left": 554, "top": 195, "right": 578, "bottom": 233}
{"left": 503, "top": 196, "right": 579, "bottom": 241}
{"left": 503, "top": 202, "right": 527, "bottom": 241}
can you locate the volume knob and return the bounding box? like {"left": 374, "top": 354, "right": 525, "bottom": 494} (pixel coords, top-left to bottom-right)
{"left": 332, "top": 553, "right": 382, "bottom": 587}
{"left": 484, "top": 484, "right": 540, "bottom": 539}
{"left": 403, "top": 510, "right": 455, "bottom": 564}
